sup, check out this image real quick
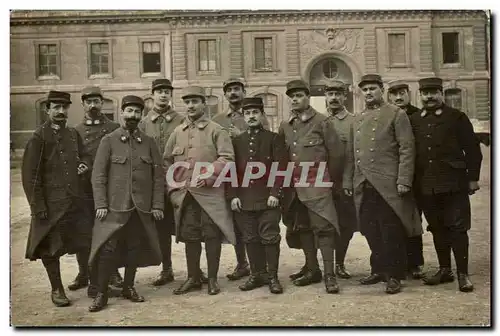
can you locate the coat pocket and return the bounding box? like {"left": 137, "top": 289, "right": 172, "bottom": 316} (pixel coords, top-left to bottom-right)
{"left": 303, "top": 138, "right": 324, "bottom": 147}
{"left": 172, "top": 147, "right": 184, "bottom": 156}
{"left": 111, "top": 156, "right": 127, "bottom": 164}
{"left": 140, "top": 156, "right": 153, "bottom": 164}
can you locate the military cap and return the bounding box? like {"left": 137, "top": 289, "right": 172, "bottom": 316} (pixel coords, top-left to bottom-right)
{"left": 418, "top": 77, "right": 443, "bottom": 91}
{"left": 358, "top": 74, "right": 383, "bottom": 88}
{"left": 242, "top": 97, "right": 264, "bottom": 110}
{"left": 286, "top": 79, "right": 310, "bottom": 97}
{"left": 47, "top": 90, "right": 72, "bottom": 104}
{"left": 81, "top": 86, "right": 103, "bottom": 100}
{"left": 121, "top": 95, "right": 144, "bottom": 110}
{"left": 151, "top": 78, "right": 174, "bottom": 92}
{"left": 181, "top": 86, "right": 206, "bottom": 101}
{"left": 223, "top": 78, "right": 246, "bottom": 92}
{"left": 387, "top": 80, "right": 410, "bottom": 93}
{"left": 324, "top": 80, "right": 347, "bottom": 92}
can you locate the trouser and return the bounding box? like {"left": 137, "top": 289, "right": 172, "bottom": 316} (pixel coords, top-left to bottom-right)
{"left": 156, "top": 198, "right": 174, "bottom": 270}
{"left": 42, "top": 257, "right": 63, "bottom": 291}
{"left": 419, "top": 191, "right": 471, "bottom": 274}
{"left": 332, "top": 192, "right": 356, "bottom": 266}
{"left": 406, "top": 235, "right": 424, "bottom": 270}
{"left": 360, "top": 182, "right": 407, "bottom": 280}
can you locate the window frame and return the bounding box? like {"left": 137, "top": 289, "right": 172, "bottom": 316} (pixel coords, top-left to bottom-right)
{"left": 386, "top": 30, "right": 411, "bottom": 68}
{"left": 138, "top": 38, "right": 165, "bottom": 78}
{"left": 34, "top": 40, "right": 61, "bottom": 80}
{"left": 195, "top": 37, "right": 221, "bottom": 76}
{"left": 87, "top": 39, "right": 113, "bottom": 79}
{"left": 251, "top": 33, "right": 278, "bottom": 72}
{"left": 437, "top": 28, "right": 464, "bottom": 69}
{"left": 441, "top": 31, "right": 461, "bottom": 66}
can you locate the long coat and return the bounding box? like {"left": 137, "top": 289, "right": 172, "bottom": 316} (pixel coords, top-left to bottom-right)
{"left": 278, "top": 107, "right": 345, "bottom": 248}
{"left": 163, "top": 116, "right": 236, "bottom": 245}
{"left": 22, "top": 122, "right": 92, "bottom": 260}
{"left": 89, "top": 127, "right": 164, "bottom": 267}
{"left": 343, "top": 102, "right": 422, "bottom": 237}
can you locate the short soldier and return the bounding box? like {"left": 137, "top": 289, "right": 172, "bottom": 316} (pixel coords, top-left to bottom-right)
{"left": 280, "top": 79, "right": 344, "bottom": 294}
{"left": 212, "top": 78, "right": 270, "bottom": 281}
{"left": 344, "top": 74, "right": 422, "bottom": 294}
{"left": 22, "top": 90, "right": 92, "bottom": 307}
{"left": 411, "top": 77, "right": 482, "bottom": 292}
{"left": 387, "top": 80, "right": 425, "bottom": 279}
{"left": 229, "top": 97, "right": 288, "bottom": 294}
{"left": 73, "top": 86, "right": 123, "bottom": 297}
{"left": 88, "top": 95, "right": 164, "bottom": 312}
{"left": 164, "top": 86, "right": 236, "bottom": 296}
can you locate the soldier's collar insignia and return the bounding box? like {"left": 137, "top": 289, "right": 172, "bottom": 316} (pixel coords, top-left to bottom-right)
{"left": 120, "top": 135, "right": 128, "bottom": 142}
{"left": 421, "top": 109, "right": 443, "bottom": 118}
{"left": 50, "top": 123, "right": 61, "bottom": 131}
{"left": 434, "top": 109, "right": 443, "bottom": 116}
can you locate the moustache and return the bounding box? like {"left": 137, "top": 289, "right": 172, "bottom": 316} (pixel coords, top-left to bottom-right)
{"left": 248, "top": 118, "right": 257, "bottom": 122}
{"left": 54, "top": 114, "right": 67, "bottom": 119}
{"left": 328, "top": 100, "right": 339, "bottom": 104}
{"left": 229, "top": 94, "right": 239, "bottom": 99}
{"left": 395, "top": 99, "right": 404, "bottom": 103}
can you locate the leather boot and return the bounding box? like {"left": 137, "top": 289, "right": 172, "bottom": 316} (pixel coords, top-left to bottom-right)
{"left": 200, "top": 271, "right": 209, "bottom": 284}
{"left": 109, "top": 269, "right": 124, "bottom": 288}
{"left": 67, "top": 273, "right": 89, "bottom": 291}
{"left": 226, "top": 263, "right": 251, "bottom": 281}
{"left": 335, "top": 264, "right": 351, "bottom": 279}
{"left": 409, "top": 265, "right": 425, "bottom": 280}
{"left": 359, "top": 273, "right": 384, "bottom": 285}
{"left": 88, "top": 285, "right": 121, "bottom": 299}
{"left": 239, "top": 242, "right": 264, "bottom": 291}
{"left": 293, "top": 269, "right": 323, "bottom": 286}
{"left": 173, "top": 278, "right": 202, "bottom": 295}
{"left": 151, "top": 268, "right": 174, "bottom": 286}
{"left": 239, "top": 275, "right": 265, "bottom": 291}
{"left": 51, "top": 288, "right": 71, "bottom": 307}
{"left": 385, "top": 278, "right": 402, "bottom": 294}
{"left": 121, "top": 286, "right": 145, "bottom": 302}
{"left": 68, "top": 250, "right": 90, "bottom": 291}
{"left": 43, "top": 258, "right": 71, "bottom": 307}
{"left": 88, "top": 292, "right": 108, "bottom": 312}
{"left": 207, "top": 278, "right": 221, "bottom": 295}
{"left": 458, "top": 273, "right": 474, "bottom": 292}
{"left": 324, "top": 274, "right": 340, "bottom": 294}
{"left": 423, "top": 267, "right": 455, "bottom": 286}
{"left": 289, "top": 264, "right": 307, "bottom": 281}
{"left": 268, "top": 275, "right": 283, "bottom": 294}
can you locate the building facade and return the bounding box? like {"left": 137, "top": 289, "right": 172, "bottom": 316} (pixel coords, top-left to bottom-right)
{"left": 10, "top": 10, "right": 490, "bottom": 148}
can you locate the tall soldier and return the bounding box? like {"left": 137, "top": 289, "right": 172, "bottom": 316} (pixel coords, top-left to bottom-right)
{"left": 88, "top": 95, "right": 164, "bottom": 312}
{"left": 229, "top": 97, "right": 288, "bottom": 294}
{"left": 22, "top": 90, "right": 92, "bottom": 307}
{"left": 387, "top": 80, "right": 425, "bottom": 279}
{"left": 164, "top": 86, "right": 236, "bottom": 295}
{"left": 343, "top": 74, "right": 422, "bottom": 294}
{"left": 280, "top": 79, "right": 344, "bottom": 294}
{"left": 411, "top": 77, "right": 482, "bottom": 292}
{"left": 212, "top": 78, "right": 269, "bottom": 281}
{"left": 73, "top": 86, "right": 123, "bottom": 297}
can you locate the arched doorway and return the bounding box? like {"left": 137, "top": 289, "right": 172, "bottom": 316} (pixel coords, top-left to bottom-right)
{"left": 308, "top": 57, "right": 354, "bottom": 115}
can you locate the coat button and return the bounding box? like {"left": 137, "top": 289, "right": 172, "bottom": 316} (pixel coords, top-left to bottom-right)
{"left": 357, "top": 160, "right": 361, "bottom": 164}
{"left": 428, "top": 147, "right": 431, "bottom": 150}
{"left": 293, "top": 142, "right": 297, "bottom": 146}
{"left": 429, "top": 160, "right": 433, "bottom": 163}
{"left": 357, "top": 130, "right": 360, "bottom": 133}
{"left": 370, "top": 159, "right": 374, "bottom": 162}
{"left": 293, "top": 130, "right": 297, "bottom": 133}
{"left": 356, "top": 149, "right": 360, "bottom": 153}
{"left": 370, "top": 148, "right": 374, "bottom": 152}
{"left": 371, "top": 138, "right": 375, "bottom": 141}
{"left": 293, "top": 153, "right": 296, "bottom": 156}
{"left": 372, "top": 128, "right": 376, "bottom": 131}
{"left": 249, "top": 142, "right": 253, "bottom": 146}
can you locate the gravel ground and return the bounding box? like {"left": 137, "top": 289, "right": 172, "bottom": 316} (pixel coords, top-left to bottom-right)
{"left": 10, "top": 147, "right": 491, "bottom": 327}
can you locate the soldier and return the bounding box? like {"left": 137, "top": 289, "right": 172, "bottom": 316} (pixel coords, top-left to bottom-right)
{"left": 411, "top": 77, "right": 482, "bottom": 292}
{"left": 164, "top": 86, "right": 236, "bottom": 296}
{"left": 88, "top": 95, "right": 164, "bottom": 312}
{"left": 229, "top": 97, "right": 287, "bottom": 294}
{"left": 387, "top": 80, "right": 425, "bottom": 279}
{"left": 343, "top": 74, "right": 422, "bottom": 294}
{"left": 280, "top": 79, "right": 344, "bottom": 294}
{"left": 73, "top": 86, "right": 123, "bottom": 297}
{"left": 212, "top": 78, "right": 269, "bottom": 281}
{"left": 22, "top": 90, "right": 92, "bottom": 307}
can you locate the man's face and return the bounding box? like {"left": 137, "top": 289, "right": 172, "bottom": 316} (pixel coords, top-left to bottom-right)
{"left": 325, "top": 90, "right": 346, "bottom": 110}
{"left": 47, "top": 101, "right": 70, "bottom": 123}
{"left": 152, "top": 88, "right": 172, "bottom": 107}
{"left": 389, "top": 89, "right": 410, "bottom": 108}
{"left": 243, "top": 107, "right": 263, "bottom": 128}
{"left": 420, "top": 88, "right": 443, "bottom": 109}
{"left": 224, "top": 84, "right": 245, "bottom": 104}
{"left": 184, "top": 96, "right": 206, "bottom": 120}
{"left": 82, "top": 96, "right": 103, "bottom": 117}
{"left": 360, "top": 83, "right": 383, "bottom": 104}
{"left": 121, "top": 105, "right": 143, "bottom": 130}
{"left": 289, "top": 90, "right": 310, "bottom": 111}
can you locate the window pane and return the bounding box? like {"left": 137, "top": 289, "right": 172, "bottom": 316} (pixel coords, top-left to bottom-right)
{"left": 151, "top": 42, "right": 160, "bottom": 53}
{"left": 39, "top": 44, "right": 47, "bottom": 54}
{"left": 208, "top": 40, "right": 216, "bottom": 71}
{"left": 48, "top": 64, "right": 57, "bottom": 76}
{"left": 264, "top": 38, "right": 273, "bottom": 68}
{"left": 445, "top": 89, "right": 462, "bottom": 109}
{"left": 442, "top": 32, "right": 459, "bottom": 64}
{"left": 48, "top": 55, "right": 57, "bottom": 66}
{"left": 101, "top": 43, "right": 109, "bottom": 53}
{"left": 254, "top": 38, "right": 265, "bottom": 69}
{"left": 198, "top": 40, "right": 208, "bottom": 71}
{"left": 388, "top": 33, "right": 406, "bottom": 65}
{"left": 143, "top": 53, "right": 161, "bottom": 73}
{"left": 91, "top": 43, "right": 100, "bottom": 53}
{"left": 143, "top": 42, "right": 151, "bottom": 53}
{"left": 322, "top": 59, "right": 338, "bottom": 79}
{"left": 48, "top": 45, "right": 57, "bottom": 54}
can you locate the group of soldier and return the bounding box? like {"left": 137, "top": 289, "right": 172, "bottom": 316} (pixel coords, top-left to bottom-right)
{"left": 21, "top": 72, "right": 483, "bottom": 314}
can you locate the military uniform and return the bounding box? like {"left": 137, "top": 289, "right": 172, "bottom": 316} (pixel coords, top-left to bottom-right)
{"left": 280, "top": 80, "right": 344, "bottom": 294}
{"left": 229, "top": 97, "right": 288, "bottom": 294}
{"left": 164, "top": 86, "right": 236, "bottom": 296}
{"left": 89, "top": 95, "right": 164, "bottom": 312}
{"left": 410, "top": 77, "right": 482, "bottom": 292}
{"left": 138, "top": 78, "right": 184, "bottom": 286}
{"left": 22, "top": 90, "right": 93, "bottom": 307}
{"left": 344, "top": 74, "right": 422, "bottom": 293}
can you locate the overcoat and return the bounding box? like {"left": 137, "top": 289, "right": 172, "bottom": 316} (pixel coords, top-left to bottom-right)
{"left": 163, "top": 115, "right": 236, "bottom": 245}
{"left": 343, "top": 102, "right": 422, "bottom": 237}
{"left": 89, "top": 127, "right": 164, "bottom": 267}
{"left": 22, "top": 122, "right": 92, "bottom": 260}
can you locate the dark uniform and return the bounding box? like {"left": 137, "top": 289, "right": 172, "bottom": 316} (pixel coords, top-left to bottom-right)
{"left": 387, "top": 80, "right": 425, "bottom": 278}
{"left": 22, "top": 90, "right": 93, "bottom": 307}
{"left": 229, "top": 97, "right": 288, "bottom": 294}
{"left": 73, "top": 86, "right": 122, "bottom": 296}
{"left": 88, "top": 95, "right": 164, "bottom": 312}
{"left": 280, "top": 80, "right": 344, "bottom": 294}
{"left": 138, "top": 78, "right": 186, "bottom": 286}
{"left": 410, "top": 77, "right": 482, "bottom": 292}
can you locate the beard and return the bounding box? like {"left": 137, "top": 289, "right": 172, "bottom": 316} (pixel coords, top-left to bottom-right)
{"left": 88, "top": 108, "right": 100, "bottom": 118}
{"left": 124, "top": 118, "right": 140, "bottom": 130}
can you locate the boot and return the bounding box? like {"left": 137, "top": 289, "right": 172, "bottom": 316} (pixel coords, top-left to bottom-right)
{"left": 205, "top": 238, "right": 222, "bottom": 282}
{"left": 88, "top": 284, "right": 121, "bottom": 299}
{"left": 121, "top": 286, "right": 145, "bottom": 302}
{"left": 335, "top": 264, "right": 352, "bottom": 279}
{"left": 200, "top": 271, "right": 209, "bottom": 284}
{"left": 268, "top": 275, "right": 283, "bottom": 294}
{"left": 109, "top": 269, "right": 124, "bottom": 288}
{"left": 385, "top": 278, "right": 402, "bottom": 294}
{"left": 318, "top": 235, "right": 337, "bottom": 293}
{"left": 239, "top": 275, "right": 265, "bottom": 291}
{"left": 451, "top": 231, "right": 471, "bottom": 291}
{"left": 458, "top": 273, "right": 474, "bottom": 292}
{"left": 359, "top": 273, "right": 384, "bottom": 285}
{"left": 67, "top": 273, "right": 89, "bottom": 291}
{"left": 151, "top": 268, "right": 174, "bottom": 286}
{"left": 51, "top": 288, "right": 71, "bottom": 307}
{"left": 173, "top": 278, "right": 202, "bottom": 295}
{"left": 409, "top": 265, "right": 425, "bottom": 280}
{"left": 239, "top": 242, "right": 265, "bottom": 291}
{"left": 207, "top": 278, "right": 221, "bottom": 295}
{"left": 324, "top": 275, "right": 340, "bottom": 294}
{"left": 68, "top": 250, "right": 90, "bottom": 291}
{"left": 227, "top": 240, "right": 250, "bottom": 280}
{"left": 174, "top": 242, "right": 203, "bottom": 295}
{"left": 43, "top": 258, "right": 71, "bottom": 307}
{"left": 294, "top": 232, "right": 321, "bottom": 286}
{"left": 289, "top": 264, "right": 307, "bottom": 281}
{"left": 256, "top": 245, "right": 269, "bottom": 284}
{"left": 264, "top": 243, "right": 280, "bottom": 288}
{"left": 293, "top": 269, "right": 323, "bottom": 286}
{"left": 88, "top": 292, "right": 108, "bottom": 312}
{"left": 423, "top": 267, "right": 455, "bottom": 285}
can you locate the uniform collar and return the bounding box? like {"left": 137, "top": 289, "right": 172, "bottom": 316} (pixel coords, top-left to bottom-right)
{"left": 226, "top": 106, "right": 243, "bottom": 117}
{"left": 150, "top": 107, "right": 174, "bottom": 122}
{"left": 247, "top": 125, "right": 263, "bottom": 135}
{"left": 365, "top": 100, "right": 384, "bottom": 110}
{"left": 83, "top": 113, "right": 106, "bottom": 125}
{"left": 420, "top": 107, "right": 444, "bottom": 118}
{"left": 288, "top": 106, "right": 316, "bottom": 124}
{"left": 181, "top": 115, "right": 210, "bottom": 131}
{"left": 118, "top": 127, "right": 143, "bottom": 143}
{"left": 327, "top": 107, "right": 348, "bottom": 120}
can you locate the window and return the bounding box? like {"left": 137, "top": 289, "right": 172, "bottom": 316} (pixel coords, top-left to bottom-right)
{"left": 37, "top": 44, "right": 59, "bottom": 77}
{"left": 322, "top": 59, "right": 339, "bottom": 79}
{"left": 442, "top": 32, "right": 460, "bottom": 64}
{"left": 101, "top": 99, "right": 116, "bottom": 121}
{"left": 90, "top": 43, "right": 109, "bottom": 75}
{"left": 142, "top": 41, "right": 161, "bottom": 74}
{"left": 254, "top": 37, "right": 274, "bottom": 71}
{"left": 205, "top": 95, "right": 219, "bottom": 119}
{"left": 444, "top": 89, "right": 463, "bottom": 110}
{"left": 198, "top": 39, "right": 217, "bottom": 72}
{"left": 255, "top": 93, "right": 278, "bottom": 132}
{"left": 388, "top": 33, "right": 407, "bottom": 66}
